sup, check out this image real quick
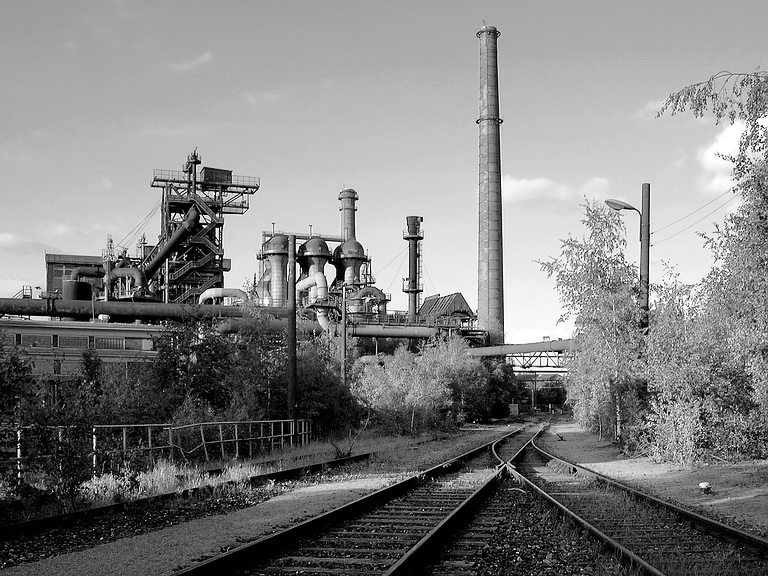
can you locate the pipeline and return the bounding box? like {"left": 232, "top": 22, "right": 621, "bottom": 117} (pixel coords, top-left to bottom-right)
{"left": 314, "top": 272, "right": 329, "bottom": 330}
{"left": 347, "top": 324, "right": 436, "bottom": 338}
{"left": 69, "top": 266, "right": 104, "bottom": 280}
{"left": 0, "top": 297, "right": 291, "bottom": 322}
{"left": 143, "top": 206, "right": 200, "bottom": 280}
{"left": 109, "top": 267, "right": 147, "bottom": 288}
{"left": 468, "top": 339, "right": 573, "bottom": 357}
{"left": 216, "top": 317, "right": 324, "bottom": 336}
{"left": 198, "top": 288, "right": 248, "bottom": 305}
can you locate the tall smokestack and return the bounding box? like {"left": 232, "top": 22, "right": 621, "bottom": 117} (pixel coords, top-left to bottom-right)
{"left": 403, "top": 216, "right": 424, "bottom": 320}
{"left": 477, "top": 24, "right": 504, "bottom": 344}
{"left": 338, "top": 188, "right": 358, "bottom": 240}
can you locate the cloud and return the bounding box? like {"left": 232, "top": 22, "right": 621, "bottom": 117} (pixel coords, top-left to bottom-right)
{"left": 697, "top": 122, "right": 742, "bottom": 193}
{"left": 168, "top": 51, "right": 213, "bottom": 73}
{"left": 632, "top": 98, "right": 666, "bottom": 121}
{"left": 243, "top": 90, "right": 284, "bottom": 107}
{"left": 502, "top": 175, "right": 609, "bottom": 212}
{"left": 0, "top": 232, "right": 25, "bottom": 248}
{"left": 0, "top": 232, "right": 50, "bottom": 256}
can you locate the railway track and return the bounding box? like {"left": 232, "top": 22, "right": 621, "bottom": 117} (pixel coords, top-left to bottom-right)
{"left": 514, "top": 436, "right": 768, "bottom": 576}
{"left": 176, "top": 425, "right": 535, "bottom": 575}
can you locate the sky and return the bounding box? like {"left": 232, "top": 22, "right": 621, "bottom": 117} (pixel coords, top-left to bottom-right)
{"left": 1, "top": 1, "right": 766, "bottom": 343}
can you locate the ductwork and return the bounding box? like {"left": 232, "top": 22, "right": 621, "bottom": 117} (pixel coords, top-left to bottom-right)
{"left": 467, "top": 339, "right": 573, "bottom": 357}
{"left": 109, "top": 267, "right": 146, "bottom": 288}
{"left": 0, "top": 297, "right": 291, "bottom": 323}
{"left": 314, "top": 272, "right": 330, "bottom": 330}
{"left": 347, "top": 324, "right": 436, "bottom": 338}
{"left": 69, "top": 266, "right": 104, "bottom": 280}
{"left": 198, "top": 288, "right": 248, "bottom": 305}
{"left": 144, "top": 206, "right": 200, "bottom": 280}
{"left": 215, "top": 317, "right": 324, "bottom": 336}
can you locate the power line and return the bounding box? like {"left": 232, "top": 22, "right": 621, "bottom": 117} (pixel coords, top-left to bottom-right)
{"left": 423, "top": 264, "right": 438, "bottom": 295}
{"left": 384, "top": 251, "right": 408, "bottom": 294}
{"left": 652, "top": 194, "right": 740, "bottom": 246}
{"left": 377, "top": 246, "right": 408, "bottom": 274}
{"left": 651, "top": 189, "right": 734, "bottom": 235}
{"left": 117, "top": 199, "right": 161, "bottom": 249}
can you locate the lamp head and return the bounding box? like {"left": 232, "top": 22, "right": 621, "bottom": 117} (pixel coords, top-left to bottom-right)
{"left": 605, "top": 199, "right": 638, "bottom": 212}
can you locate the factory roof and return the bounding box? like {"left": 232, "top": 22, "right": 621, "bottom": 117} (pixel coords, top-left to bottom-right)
{"left": 419, "top": 292, "right": 475, "bottom": 320}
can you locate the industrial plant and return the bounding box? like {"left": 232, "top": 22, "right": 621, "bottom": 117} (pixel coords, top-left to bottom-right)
{"left": 0, "top": 25, "right": 568, "bottom": 378}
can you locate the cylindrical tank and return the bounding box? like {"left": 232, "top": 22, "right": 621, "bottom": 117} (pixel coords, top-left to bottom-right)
{"left": 338, "top": 188, "right": 358, "bottom": 241}
{"left": 297, "top": 237, "right": 331, "bottom": 301}
{"left": 477, "top": 25, "right": 505, "bottom": 344}
{"left": 333, "top": 239, "right": 367, "bottom": 286}
{"left": 62, "top": 279, "right": 93, "bottom": 301}
{"left": 261, "top": 234, "right": 289, "bottom": 307}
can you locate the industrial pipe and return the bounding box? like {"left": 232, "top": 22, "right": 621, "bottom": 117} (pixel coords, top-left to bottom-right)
{"left": 467, "top": 339, "right": 573, "bottom": 357}
{"left": 347, "top": 324, "right": 436, "bottom": 338}
{"left": 215, "top": 317, "right": 323, "bottom": 335}
{"left": 198, "top": 288, "right": 248, "bottom": 305}
{"left": 0, "top": 297, "right": 291, "bottom": 322}
{"left": 144, "top": 206, "right": 200, "bottom": 280}
{"left": 314, "top": 272, "right": 330, "bottom": 331}
{"left": 69, "top": 266, "right": 104, "bottom": 280}
{"left": 109, "top": 267, "right": 146, "bottom": 288}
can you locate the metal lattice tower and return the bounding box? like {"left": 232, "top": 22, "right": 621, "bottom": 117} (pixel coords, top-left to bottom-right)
{"left": 146, "top": 151, "right": 260, "bottom": 304}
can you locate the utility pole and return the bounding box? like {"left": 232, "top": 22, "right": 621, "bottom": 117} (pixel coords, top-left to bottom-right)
{"left": 287, "top": 235, "right": 297, "bottom": 439}
{"left": 606, "top": 183, "right": 651, "bottom": 330}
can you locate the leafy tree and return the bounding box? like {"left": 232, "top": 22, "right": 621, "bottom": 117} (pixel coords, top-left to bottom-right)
{"left": 652, "top": 70, "right": 768, "bottom": 459}
{"left": 19, "top": 378, "right": 99, "bottom": 511}
{"left": 296, "top": 336, "right": 358, "bottom": 434}
{"left": 351, "top": 336, "right": 487, "bottom": 434}
{"left": 540, "top": 199, "right": 644, "bottom": 442}
{"left": 0, "top": 342, "right": 33, "bottom": 423}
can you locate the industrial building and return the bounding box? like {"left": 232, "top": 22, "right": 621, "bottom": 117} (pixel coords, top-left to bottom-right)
{"left": 0, "top": 25, "right": 566, "bottom": 379}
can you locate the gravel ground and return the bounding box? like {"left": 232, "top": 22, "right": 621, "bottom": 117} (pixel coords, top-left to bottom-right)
{"left": 0, "top": 427, "right": 511, "bottom": 576}
{"left": 471, "top": 485, "right": 630, "bottom": 576}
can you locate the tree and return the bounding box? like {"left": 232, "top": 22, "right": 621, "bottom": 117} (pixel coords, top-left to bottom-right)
{"left": 0, "top": 342, "right": 33, "bottom": 423}
{"left": 351, "top": 336, "right": 488, "bottom": 434}
{"left": 540, "top": 199, "right": 644, "bottom": 442}
{"left": 652, "top": 71, "right": 768, "bottom": 459}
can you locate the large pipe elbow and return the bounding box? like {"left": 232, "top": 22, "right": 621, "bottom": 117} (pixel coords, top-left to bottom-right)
{"left": 110, "top": 267, "right": 146, "bottom": 288}
{"left": 69, "top": 266, "right": 105, "bottom": 280}
{"left": 198, "top": 287, "right": 248, "bottom": 305}
{"left": 314, "top": 272, "right": 330, "bottom": 331}
{"left": 295, "top": 275, "right": 317, "bottom": 293}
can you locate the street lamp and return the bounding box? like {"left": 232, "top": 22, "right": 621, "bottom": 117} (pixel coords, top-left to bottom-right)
{"left": 605, "top": 183, "right": 651, "bottom": 330}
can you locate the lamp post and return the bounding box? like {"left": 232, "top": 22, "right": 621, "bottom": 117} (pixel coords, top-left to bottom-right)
{"left": 605, "top": 183, "right": 650, "bottom": 330}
